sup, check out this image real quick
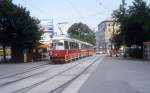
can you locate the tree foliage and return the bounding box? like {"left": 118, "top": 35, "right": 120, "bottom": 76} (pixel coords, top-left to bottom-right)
{"left": 67, "top": 22, "right": 95, "bottom": 45}
{"left": 0, "top": 0, "right": 42, "bottom": 62}
{"left": 0, "top": 0, "right": 15, "bottom": 61}
{"left": 112, "top": 0, "right": 150, "bottom": 47}
{"left": 0, "top": 0, "right": 14, "bottom": 46}
{"left": 10, "top": 6, "right": 42, "bottom": 49}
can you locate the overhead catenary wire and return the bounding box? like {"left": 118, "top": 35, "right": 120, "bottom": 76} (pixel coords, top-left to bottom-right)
{"left": 63, "top": 0, "right": 87, "bottom": 22}
{"left": 24, "top": 1, "right": 52, "bottom": 18}
{"left": 17, "top": 0, "right": 99, "bottom": 33}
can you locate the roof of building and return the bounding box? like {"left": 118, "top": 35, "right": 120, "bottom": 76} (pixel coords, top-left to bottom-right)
{"left": 35, "top": 43, "right": 49, "bottom": 49}
{"left": 98, "top": 17, "right": 118, "bottom": 27}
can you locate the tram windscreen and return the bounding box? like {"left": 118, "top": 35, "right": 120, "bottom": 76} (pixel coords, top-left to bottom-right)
{"left": 51, "top": 40, "right": 64, "bottom": 50}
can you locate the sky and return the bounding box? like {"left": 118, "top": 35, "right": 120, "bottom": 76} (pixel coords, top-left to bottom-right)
{"left": 12, "top": 0, "right": 150, "bottom": 35}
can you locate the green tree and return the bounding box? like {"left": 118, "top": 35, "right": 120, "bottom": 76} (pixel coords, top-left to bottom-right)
{"left": 112, "top": 0, "right": 150, "bottom": 47}
{"left": 0, "top": 0, "right": 42, "bottom": 62}
{"left": 67, "top": 22, "right": 95, "bottom": 45}
{"left": 11, "top": 6, "right": 42, "bottom": 62}
{"left": 0, "top": 0, "right": 15, "bottom": 62}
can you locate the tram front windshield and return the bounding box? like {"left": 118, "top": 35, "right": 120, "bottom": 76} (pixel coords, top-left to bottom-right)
{"left": 51, "top": 41, "right": 64, "bottom": 50}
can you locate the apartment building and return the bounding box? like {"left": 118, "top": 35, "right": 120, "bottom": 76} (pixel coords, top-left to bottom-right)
{"left": 96, "top": 17, "right": 120, "bottom": 53}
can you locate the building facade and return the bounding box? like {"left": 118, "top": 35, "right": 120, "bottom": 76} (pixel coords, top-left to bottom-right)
{"left": 96, "top": 17, "right": 120, "bottom": 53}
{"left": 39, "top": 19, "right": 54, "bottom": 45}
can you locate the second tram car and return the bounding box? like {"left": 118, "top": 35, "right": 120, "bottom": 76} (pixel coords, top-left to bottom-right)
{"left": 49, "top": 36, "right": 94, "bottom": 63}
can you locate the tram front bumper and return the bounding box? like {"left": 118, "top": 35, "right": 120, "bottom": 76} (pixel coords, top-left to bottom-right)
{"left": 50, "top": 56, "right": 65, "bottom": 63}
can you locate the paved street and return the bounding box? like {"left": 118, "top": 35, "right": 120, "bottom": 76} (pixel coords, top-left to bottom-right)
{"left": 0, "top": 55, "right": 150, "bottom": 93}
{"left": 0, "top": 61, "right": 48, "bottom": 78}
{"left": 0, "top": 55, "right": 105, "bottom": 93}
{"left": 77, "top": 57, "right": 150, "bottom": 93}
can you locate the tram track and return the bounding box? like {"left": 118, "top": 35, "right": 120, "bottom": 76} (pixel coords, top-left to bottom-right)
{"left": 11, "top": 56, "right": 102, "bottom": 93}
{"left": 50, "top": 55, "right": 103, "bottom": 93}
{"left": 0, "top": 62, "right": 49, "bottom": 79}
{"left": 0, "top": 56, "right": 94, "bottom": 93}
{"left": 0, "top": 57, "right": 89, "bottom": 87}
{"left": 0, "top": 65, "right": 56, "bottom": 87}
{"left": 0, "top": 63, "right": 59, "bottom": 88}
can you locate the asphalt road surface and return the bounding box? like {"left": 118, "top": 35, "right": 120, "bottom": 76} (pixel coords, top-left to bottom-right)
{"left": 0, "top": 55, "right": 104, "bottom": 93}
{"left": 77, "top": 57, "right": 150, "bottom": 93}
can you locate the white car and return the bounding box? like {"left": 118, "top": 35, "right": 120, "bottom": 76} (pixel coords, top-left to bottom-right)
{"left": 96, "top": 51, "right": 103, "bottom": 54}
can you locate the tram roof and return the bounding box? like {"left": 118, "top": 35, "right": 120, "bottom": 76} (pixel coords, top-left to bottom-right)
{"left": 52, "top": 35, "right": 93, "bottom": 46}
{"left": 52, "top": 35, "right": 70, "bottom": 41}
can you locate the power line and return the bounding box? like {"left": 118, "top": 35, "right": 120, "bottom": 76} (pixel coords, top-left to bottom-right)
{"left": 28, "top": 3, "right": 52, "bottom": 17}
{"left": 63, "top": 0, "right": 86, "bottom": 22}
{"left": 20, "top": 0, "right": 53, "bottom": 18}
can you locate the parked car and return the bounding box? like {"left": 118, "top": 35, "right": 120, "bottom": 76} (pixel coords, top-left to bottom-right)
{"left": 96, "top": 51, "right": 103, "bottom": 54}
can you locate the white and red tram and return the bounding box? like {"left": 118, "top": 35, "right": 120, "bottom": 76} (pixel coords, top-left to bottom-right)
{"left": 49, "top": 36, "right": 94, "bottom": 63}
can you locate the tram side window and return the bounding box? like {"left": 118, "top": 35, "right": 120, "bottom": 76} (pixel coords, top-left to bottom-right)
{"left": 69, "top": 42, "right": 79, "bottom": 49}
{"left": 64, "top": 41, "right": 69, "bottom": 49}
{"left": 81, "top": 44, "right": 86, "bottom": 49}
{"left": 76, "top": 43, "right": 79, "bottom": 49}
{"left": 81, "top": 44, "right": 84, "bottom": 49}
{"left": 78, "top": 43, "right": 81, "bottom": 49}
{"left": 69, "top": 42, "right": 72, "bottom": 49}
{"left": 74, "top": 42, "right": 79, "bottom": 49}
{"left": 70, "top": 42, "right": 74, "bottom": 49}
